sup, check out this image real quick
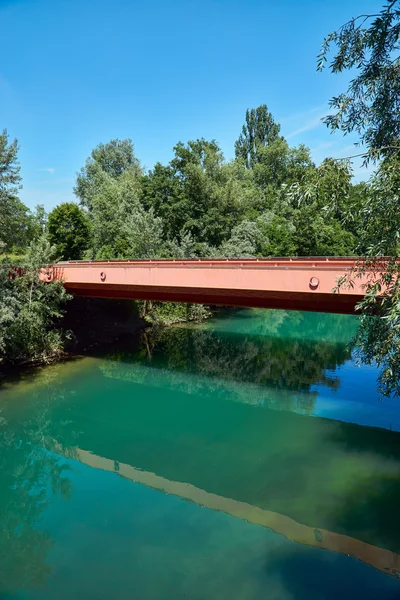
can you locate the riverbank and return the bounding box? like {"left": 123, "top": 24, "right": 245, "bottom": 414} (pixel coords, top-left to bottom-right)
{"left": 0, "top": 297, "right": 214, "bottom": 384}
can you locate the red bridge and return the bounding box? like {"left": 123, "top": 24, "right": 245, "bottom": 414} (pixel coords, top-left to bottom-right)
{"left": 44, "top": 257, "right": 375, "bottom": 314}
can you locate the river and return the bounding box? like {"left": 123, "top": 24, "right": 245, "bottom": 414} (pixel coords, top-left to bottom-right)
{"left": 0, "top": 308, "right": 400, "bottom": 599}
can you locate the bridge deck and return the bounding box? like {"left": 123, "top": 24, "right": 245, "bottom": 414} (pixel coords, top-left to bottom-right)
{"left": 46, "top": 257, "right": 370, "bottom": 313}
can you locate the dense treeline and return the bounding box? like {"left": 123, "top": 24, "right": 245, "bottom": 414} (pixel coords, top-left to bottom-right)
{"left": 54, "top": 106, "right": 365, "bottom": 261}
{"left": 0, "top": 106, "right": 368, "bottom": 264}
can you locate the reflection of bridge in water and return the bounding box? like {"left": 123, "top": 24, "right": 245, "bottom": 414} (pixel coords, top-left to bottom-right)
{"left": 71, "top": 446, "right": 400, "bottom": 578}
{"left": 45, "top": 257, "right": 378, "bottom": 313}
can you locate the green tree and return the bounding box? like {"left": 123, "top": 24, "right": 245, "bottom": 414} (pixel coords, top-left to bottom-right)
{"left": 47, "top": 203, "right": 90, "bottom": 260}
{"left": 257, "top": 211, "right": 297, "bottom": 256}
{"left": 293, "top": 206, "right": 355, "bottom": 256}
{"left": 253, "top": 139, "right": 314, "bottom": 189}
{"left": 319, "top": 0, "right": 400, "bottom": 395}
{"left": 280, "top": 159, "right": 356, "bottom": 256}
{"left": 30, "top": 204, "right": 48, "bottom": 239}
{"left": 141, "top": 163, "right": 189, "bottom": 240}
{"left": 75, "top": 138, "right": 142, "bottom": 210}
{"left": 0, "top": 130, "right": 32, "bottom": 250}
{"left": 74, "top": 139, "right": 144, "bottom": 258}
{"left": 235, "top": 105, "right": 281, "bottom": 168}
{"left": 219, "top": 221, "right": 263, "bottom": 257}
{"left": 0, "top": 235, "right": 71, "bottom": 364}
{"left": 144, "top": 139, "right": 240, "bottom": 249}
{"left": 124, "top": 206, "right": 165, "bottom": 259}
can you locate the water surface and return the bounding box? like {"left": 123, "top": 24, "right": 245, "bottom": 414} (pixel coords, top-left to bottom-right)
{"left": 1, "top": 308, "right": 400, "bottom": 599}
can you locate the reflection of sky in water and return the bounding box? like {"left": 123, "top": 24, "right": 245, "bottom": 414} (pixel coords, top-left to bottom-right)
{"left": 205, "top": 308, "right": 398, "bottom": 432}
{"left": 312, "top": 358, "right": 400, "bottom": 431}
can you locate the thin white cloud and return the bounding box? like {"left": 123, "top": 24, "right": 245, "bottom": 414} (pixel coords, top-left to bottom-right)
{"left": 280, "top": 104, "right": 327, "bottom": 125}
{"left": 311, "top": 141, "right": 335, "bottom": 152}
{"left": 38, "top": 167, "right": 56, "bottom": 174}
{"left": 286, "top": 115, "right": 325, "bottom": 139}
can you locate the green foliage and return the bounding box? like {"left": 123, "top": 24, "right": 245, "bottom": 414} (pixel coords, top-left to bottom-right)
{"left": 284, "top": 158, "right": 356, "bottom": 256}
{"left": 0, "top": 130, "right": 32, "bottom": 250}
{"left": 141, "top": 163, "right": 188, "bottom": 240}
{"left": 169, "top": 139, "right": 231, "bottom": 246}
{"left": 257, "top": 212, "right": 297, "bottom": 256}
{"left": 74, "top": 139, "right": 144, "bottom": 258}
{"left": 355, "top": 157, "right": 400, "bottom": 256}
{"left": 24, "top": 204, "right": 49, "bottom": 245}
{"left": 124, "top": 207, "right": 165, "bottom": 259}
{"left": 293, "top": 207, "right": 355, "bottom": 256}
{"left": 48, "top": 203, "right": 90, "bottom": 260}
{"left": 75, "top": 138, "right": 142, "bottom": 210}
{"left": 252, "top": 139, "right": 314, "bottom": 189}
{"left": 334, "top": 158, "right": 400, "bottom": 395}
{"left": 319, "top": 2, "right": 400, "bottom": 395}
{"left": 0, "top": 235, "right": 71, "bottom": 364}
{"left": 235, "top": 105, "right": 281, "bottom": 168}
{"left": 219, "top": 221, "right": 262, "bottom": 257}
{"left": 318, "top": 1, "right": 400, "bottom": 159}
{"left": 139, "top": 301, "right": 211, "bottom": 326}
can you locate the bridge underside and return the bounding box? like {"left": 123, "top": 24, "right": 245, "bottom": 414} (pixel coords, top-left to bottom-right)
{"left": 65, "top": 283, "right": 364, "bottom": 314}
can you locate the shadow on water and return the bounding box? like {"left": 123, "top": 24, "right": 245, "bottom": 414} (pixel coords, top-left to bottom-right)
{"left": 262, "top": 545, "right": 400, "bottom": 600}
{"left": 0, "top": 309, "right": 400, "bottom": 597}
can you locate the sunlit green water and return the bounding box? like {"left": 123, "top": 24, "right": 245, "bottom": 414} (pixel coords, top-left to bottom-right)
{"left": 1, "top": 308, "right": 400, "bottom": 599}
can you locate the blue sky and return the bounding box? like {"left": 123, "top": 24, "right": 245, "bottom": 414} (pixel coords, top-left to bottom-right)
{"left": 0, "top": 0, "right": 381, "bottom": 211}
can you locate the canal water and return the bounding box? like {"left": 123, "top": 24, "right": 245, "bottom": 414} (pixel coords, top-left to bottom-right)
{"left": 1, "top": 309, "right": 400, "bottom": 599}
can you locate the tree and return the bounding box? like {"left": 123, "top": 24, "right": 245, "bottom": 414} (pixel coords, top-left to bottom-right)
{"left": 0, "top": 130, "right": 32, "bottom": 250}
{"left": 141, "top": 163, "right": 189, "bottom": 240}
{"left": 281, "top": 159, "right": 356, "bottom": 256}
{"left": 0, "top": 235, "right": 71, "bottom": 364}
{"left": 74, "top": 138, "right": 143, "bottom": 211}
{"left": 293, "top": 206, "right": 355, "bottom": 256}
{"left": 145, "top": 139, "right": 236, "bottom": 248}
{"left": 252, "top": 138, "right": 314, "bottom": 189}
{"left": 123, "top": 206, "right": 165, "bottom": 259}
{"left": 319, "top": 1, "right": 400, "bottom": 395}
{"left": 257, "top": 211, "right": 297, "bottom": 256}
{"left": 32, "top": 204, "right": 47, "bottom": 233}
{"left": 317, "top": 0, "right": 400, "bottom": 160}
{"left": 74, "top": 139, "right": 144, "bottom": 258}
{"left": 234, "top": 105, "right": 281, "bottom": 168}
{"left": 219, "top": 221, "right": 263, "bottom": 257}
{"left": 47, "top": 203, "right": 90, "bottom": 260}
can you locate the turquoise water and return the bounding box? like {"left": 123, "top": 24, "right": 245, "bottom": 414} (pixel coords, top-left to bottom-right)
{"left": 1, "top": 308, "right": 400, "bottom": 599}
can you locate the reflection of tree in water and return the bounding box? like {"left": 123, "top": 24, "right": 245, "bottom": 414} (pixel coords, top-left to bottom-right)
{"left": 0, "top": 370, "right": 76, "bottom": 594}
{"left": 132, "top": 313, "right": 354, "bottom": 415}
{"left": 206, "top": 309, "right": 358, "bottom": 343}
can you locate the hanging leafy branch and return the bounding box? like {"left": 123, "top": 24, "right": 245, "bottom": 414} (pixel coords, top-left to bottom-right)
{"left": 317, "top": 1, "right": 400, "bottom": 162}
